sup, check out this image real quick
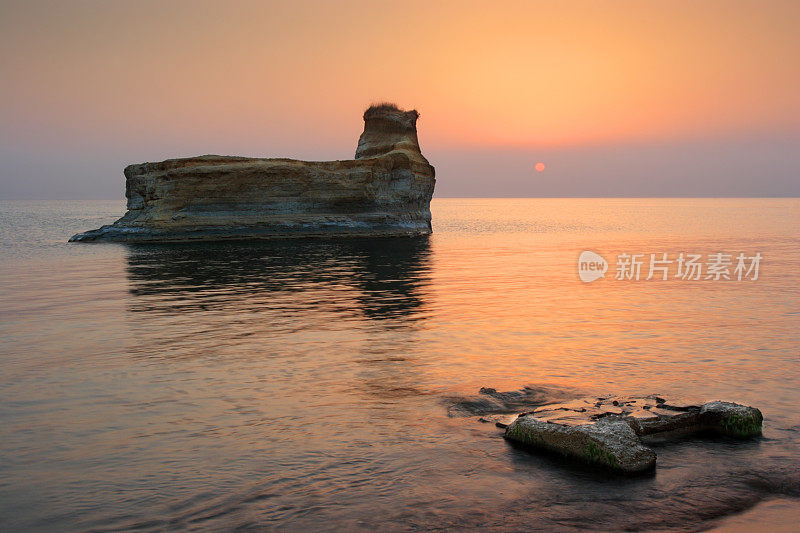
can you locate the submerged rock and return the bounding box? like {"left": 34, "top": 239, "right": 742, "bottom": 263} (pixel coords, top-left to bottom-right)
{"left": 502, "top": 394, "right": 762, "bottom": 473}
{"left": 446, "top": 385, "right": 579, "bottom": 418}
{"left": 69, "top": 104, "right": 435, "bottom": 243}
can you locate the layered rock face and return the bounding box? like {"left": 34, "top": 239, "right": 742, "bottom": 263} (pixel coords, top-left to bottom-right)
{"left": 70, "top": 104, "right": 435, "bottom": 242}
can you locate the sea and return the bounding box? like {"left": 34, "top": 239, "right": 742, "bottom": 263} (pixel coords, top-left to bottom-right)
{"left": 1, "top": 198, "right": 798, "bottom": 532}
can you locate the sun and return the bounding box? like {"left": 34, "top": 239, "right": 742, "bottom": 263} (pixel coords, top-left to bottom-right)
{"left": 535, "top": 162, "right": 546, "bottom": 172}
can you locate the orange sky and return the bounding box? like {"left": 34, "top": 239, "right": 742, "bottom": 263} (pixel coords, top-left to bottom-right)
{"left": 2, "top": 0, "right": 798, "bottom": 150}
{"left": 1, "top": 1, "right": 799, "bottom": 198}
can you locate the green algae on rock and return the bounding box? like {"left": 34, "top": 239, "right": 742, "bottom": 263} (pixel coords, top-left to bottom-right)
{"left": 500, "top": 393, "right": 762, "bottom": 473}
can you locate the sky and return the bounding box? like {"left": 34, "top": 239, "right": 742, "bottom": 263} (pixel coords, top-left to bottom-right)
{"left": 1, "top": 0, "right": 798, "bottom": 199}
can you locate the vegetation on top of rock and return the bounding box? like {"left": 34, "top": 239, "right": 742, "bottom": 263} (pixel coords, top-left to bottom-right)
{"left": 364, "top": 102, "right": 420, "bottom": 120}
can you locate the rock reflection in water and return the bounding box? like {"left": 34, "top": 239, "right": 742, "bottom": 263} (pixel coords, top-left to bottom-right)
{"left": 124, "top": 236, "right": 432, "bottom": 322}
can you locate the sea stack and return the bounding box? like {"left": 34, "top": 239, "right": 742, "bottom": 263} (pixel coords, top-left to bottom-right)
{"left": 69, "top": 104, "right": 435, "bottom": 242}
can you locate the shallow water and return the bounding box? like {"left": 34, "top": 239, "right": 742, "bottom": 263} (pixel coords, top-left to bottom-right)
{"left": 1, "top": 198, "right": 798, "bottom": 531}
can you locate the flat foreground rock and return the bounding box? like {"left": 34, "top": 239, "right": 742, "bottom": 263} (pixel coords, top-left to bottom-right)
{"left": 501, "top": 394, "right": 762, "bottom": 473}
{"left": 70, "top": 104, "right": 435, "bottom": 243}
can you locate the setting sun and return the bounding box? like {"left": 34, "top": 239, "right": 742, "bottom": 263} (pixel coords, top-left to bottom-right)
{"left": 535, "top": 162, "right": 546, "bottom": 172}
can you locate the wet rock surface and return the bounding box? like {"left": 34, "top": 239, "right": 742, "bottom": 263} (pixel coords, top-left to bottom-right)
{"left": 446, "top": 385, "right": 578, "bottom": 419}
{"left": 69, "top": 104, "right": 435, "bottom": 243}
{"left": 500, "top": 394, "right": 763, "bottom": 473}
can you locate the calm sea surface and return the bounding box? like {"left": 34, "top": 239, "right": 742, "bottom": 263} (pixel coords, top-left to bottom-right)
{"left": 1, "top": 199, "right": 798, "bottom": 532}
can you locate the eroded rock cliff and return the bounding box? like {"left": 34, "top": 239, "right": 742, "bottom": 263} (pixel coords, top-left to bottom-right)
{"left": 70, "top": 104, "right": 435, "bottom": 242}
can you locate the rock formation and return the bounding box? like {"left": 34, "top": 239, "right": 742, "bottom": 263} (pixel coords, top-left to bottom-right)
{"left": 69, "top": 104, "right": 435, "bottom": 242}
{"left": 494, "top": 392, "right": 763, "bottom": 473}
